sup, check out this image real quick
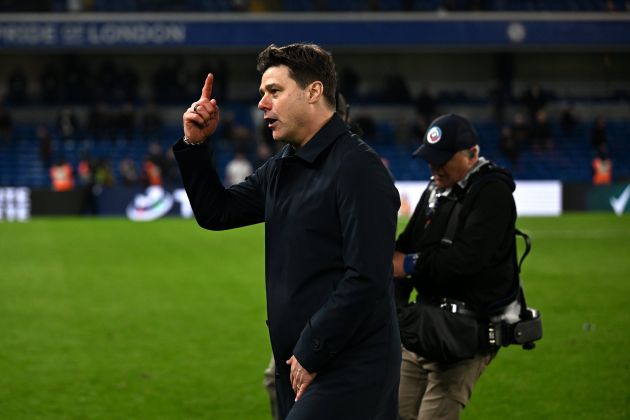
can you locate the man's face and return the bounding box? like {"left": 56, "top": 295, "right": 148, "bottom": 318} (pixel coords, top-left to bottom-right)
{"left": 429, "top": 150, "right": 473, "bottom": 189}
{"left": 258, "top": 65, "right": 309, "bottom": 145}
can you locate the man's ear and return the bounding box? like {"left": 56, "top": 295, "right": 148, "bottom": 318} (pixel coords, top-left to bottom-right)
{"left": 307, "top": 81, "right": 324, "bottom": 104}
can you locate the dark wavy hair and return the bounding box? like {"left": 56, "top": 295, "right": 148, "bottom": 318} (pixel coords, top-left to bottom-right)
{"left": 256, "top": 43, "right": 337, "bottom": 109}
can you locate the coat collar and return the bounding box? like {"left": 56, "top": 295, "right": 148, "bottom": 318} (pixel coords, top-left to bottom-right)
{"left": 281, "top": 113, "right": 349, "bottom": 164}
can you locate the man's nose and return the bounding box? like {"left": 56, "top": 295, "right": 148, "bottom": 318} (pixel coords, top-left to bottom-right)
{"left": 258, "top": 95, "right": 270, "bottom": 111}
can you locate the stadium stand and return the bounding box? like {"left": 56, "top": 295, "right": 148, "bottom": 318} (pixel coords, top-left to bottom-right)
{"left": 2, "top": 0, "right": 629, "bottom": 12}
{"left": 1, "top": 109, "right": 628, "bottom": 187}
{"left": 1, "top": 5, "right": 629, "bottom": 188}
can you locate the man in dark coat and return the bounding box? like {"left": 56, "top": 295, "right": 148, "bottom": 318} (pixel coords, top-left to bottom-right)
{"left": 173, "top": 43, "right": 401, "bottom": 420}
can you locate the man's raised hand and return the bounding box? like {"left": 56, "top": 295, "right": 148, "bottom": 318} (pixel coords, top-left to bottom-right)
{"left": 182, "top": 73, "right": 221, "bottom": 144}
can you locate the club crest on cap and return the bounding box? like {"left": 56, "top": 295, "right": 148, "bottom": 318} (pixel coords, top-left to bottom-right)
{"left": 427, "top": 126, "right": 442, "bottom": 144}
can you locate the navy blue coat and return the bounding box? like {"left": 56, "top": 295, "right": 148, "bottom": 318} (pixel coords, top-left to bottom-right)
{"left": 174, "top": 114, "right": 401, "bottom": 419}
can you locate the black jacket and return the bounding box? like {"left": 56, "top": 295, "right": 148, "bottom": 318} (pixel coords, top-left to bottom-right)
{"left": 396, "top": 161, "right": 518, "bottom": 311}
{"left": 174, "top": 114, "right": 401, "bottom": 419}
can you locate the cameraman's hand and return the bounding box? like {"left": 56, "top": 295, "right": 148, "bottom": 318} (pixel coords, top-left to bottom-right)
{"left": 393, "top": 250, "right": 406, "bottom": 278}
{"left": 182, "top": 73, "right": 221, "bottom": 144}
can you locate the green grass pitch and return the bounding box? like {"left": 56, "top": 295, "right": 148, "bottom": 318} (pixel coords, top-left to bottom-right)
{"left": 0, "top": 213, "right": 628, "bottom": 419}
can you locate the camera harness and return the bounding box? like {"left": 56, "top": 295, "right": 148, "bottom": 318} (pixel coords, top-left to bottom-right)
{"left": 439, "top": 171, "right": 543, "bottom": 351}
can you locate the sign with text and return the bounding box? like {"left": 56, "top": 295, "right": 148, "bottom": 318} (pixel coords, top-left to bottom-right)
{"left": 2, "top": 16, "right": 628, "bottom": 49}
{"left": 23, "top": 181, "right": 563, "bottom": 220}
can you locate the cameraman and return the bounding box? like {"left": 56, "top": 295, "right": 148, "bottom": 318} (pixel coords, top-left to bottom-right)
{"left": 393, "top": 114, "right": 519, "bottom": 420}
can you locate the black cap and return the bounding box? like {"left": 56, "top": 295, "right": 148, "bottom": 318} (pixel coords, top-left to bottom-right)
{"left": 413, "top": 114, "right": 478, "bottom": 165}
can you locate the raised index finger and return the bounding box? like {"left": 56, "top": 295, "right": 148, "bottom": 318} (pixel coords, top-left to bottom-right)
{"left": 200, "top": 73, "right": 214, "bottom": 100}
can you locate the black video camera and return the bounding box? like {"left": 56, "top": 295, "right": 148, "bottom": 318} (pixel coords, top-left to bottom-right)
{"left": 490, "top": 307, "right": 543, "bottom": 350}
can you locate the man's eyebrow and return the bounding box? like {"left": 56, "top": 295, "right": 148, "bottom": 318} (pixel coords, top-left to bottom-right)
{"left": 260, "top": 83, "right": 281, "bottom": 95}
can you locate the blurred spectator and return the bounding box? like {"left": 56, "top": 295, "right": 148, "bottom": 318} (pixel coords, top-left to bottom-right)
{"left": 499, "top": 125, "right": 519, "bottom": 165}
{"left": 489, "top": 80, "right": 510, "bottom": 126}
{"left": 406, "top": 113, "right": 429, "bottom": 148}
{"left": 560, "top": 105, "right": 577, "bottom": 137}
{"left": 50, "top": 158, "right": 75, "bottom": 191}
{"left": 522, "top": 83, "right": 548, "bottom": 123}
{"left": 222, "top": 111, "right": 252, "bottom": 153}
{"left": 255, "top": 141, "right": 273, "bottom": 169}
{"left": 55, "top": 106, "right": 81, "bottom": 141}
{"left": 381, "top": 74, "right": 411, "bottom": 103}
{"left": 37, "top": 125, "right": 53, "bottom": 168}
{"left": 116, "top": 102, "right": 136, "bottom": 142}
{"left": 225, "top": 151, "right": 253, "bottom": 186}
{"left": 78, "top": 153, "right": 95, "bottom": 187}
{"left": 258, "top": 123, "right": 282, "bottom": 157}
{"left": 94, "top": 60, "right": 120, "bottom": 103}
{"left": 336, "top": 89, "right": 363, "bottom": 142}
{"left": 141, "top": 101, "right": 164, "bottom": 140}
{"left": 7, "top": 68, "right": 28, "bottom": 104}
{"left": 87, "top": 102, "right": 112, "bottom": 141}
{"left": 338, "top": 67, "right": 361, "bottom": 101}
{"left": 414, "top": 88, "right": 438, "bottom": 127}
{"left": 77, "top": 153, "right": 99, "bottom": 214}
{"left": 0, "top": 103, "right": 14, "bottom": 145}
{"left": 510, "top": 112, "right": 530, "bottom": 146}
{"left": 153, "top": 60, "right": 186, "bottom": 102}
{"left": 142, "top": 156, "right": 163, "bottom": 186}
{"left": 164, "top": 149, "right": 181, "bottom": 186}
{"left": 591, "top": 116, "right": 608, "bottom": 153}
{"left": 592, "top": 149, "right": 612, "bottom": 185}
{"left": 141, "top": 143, "right": 167, "bottom": 186}
{"left": 39, "top": 63, "right": 61, "bottom": 104}
{"left": 354, "top": 114, "right": 378, "bottom": 142}
{"left": 222, "top": 112, "right": 251, "bottom": 142}
{"left": 147, "top": 142, "right": 167, "bottom": 172}
{"left": 94, "top": 158, "right": 114, "bottom": 187}
{"left": 119, "top": 156, "right": 139, "bottom": 186}
{"left": 61, "top": 55, "right": 89, "bottom": 103}
{"left": 531, "top": 109, "right": 553, "bottom": 153}
{"left": 118, "top": 65, "right": 139, "bottom": 102}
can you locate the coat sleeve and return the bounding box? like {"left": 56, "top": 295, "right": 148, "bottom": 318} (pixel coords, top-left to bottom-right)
{"left": 292, "top": 148, "right": 400, "bottom": 373}
{"left": 173, "top": 138, "right": 265, "bottom": 230}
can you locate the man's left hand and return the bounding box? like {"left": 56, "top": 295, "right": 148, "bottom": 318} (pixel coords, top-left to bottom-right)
{"left": 286, "top": 355, "right": 317, "bottom": 402}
